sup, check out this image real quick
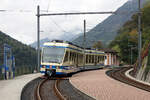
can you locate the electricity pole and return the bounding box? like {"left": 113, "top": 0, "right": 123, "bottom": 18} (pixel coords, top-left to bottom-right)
{"left": 83, "top": 20, "right": 86, "bottom": 69}
{"left": 37, "top": 5, "right": 40, "bottom": 72}
{"left": 138, "top": 0, "right": 142, "bottom": 69}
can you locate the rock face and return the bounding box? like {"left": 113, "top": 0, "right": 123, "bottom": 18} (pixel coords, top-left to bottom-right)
{"left": 72, "top": 0, "right": 147, "bottom": 48}
{"left": 134, "top": 42, "right": 150, "bottom": 83}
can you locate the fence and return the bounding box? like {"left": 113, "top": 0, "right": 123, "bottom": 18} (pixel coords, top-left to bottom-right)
{"left": 0, "top": 43, "right": 37, "bottom": 80}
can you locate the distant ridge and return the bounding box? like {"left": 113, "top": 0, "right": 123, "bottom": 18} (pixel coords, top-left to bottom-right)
{"left": 30, "top": 38, "right": 51, "bottom": 48}
{"left": 30, "top": 33, "right": 80, "bottom": 49}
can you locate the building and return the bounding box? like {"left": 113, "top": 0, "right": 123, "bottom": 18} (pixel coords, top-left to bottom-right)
{"left": 103, "top": 49, "right": 120, "bottom": 66}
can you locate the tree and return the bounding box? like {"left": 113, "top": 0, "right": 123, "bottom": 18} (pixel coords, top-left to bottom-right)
{"left": 92, "top": 41, "right": 103, "bottom": 49}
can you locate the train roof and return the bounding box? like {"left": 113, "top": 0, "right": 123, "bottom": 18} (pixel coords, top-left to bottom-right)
{"left": 43, "top": 40, "right": 104, "bottom": 54}
{"left": 43, "top": 40, "right": 83, "bottom": 48}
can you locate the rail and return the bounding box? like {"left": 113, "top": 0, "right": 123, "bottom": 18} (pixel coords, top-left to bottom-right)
{"left": 54, "top": 79, "right": 67, "bottom": 100}
{"left": 35, "top": 77, "right": 66, "bottom": 100}
{"left": 107, "top": 67, "right": 150, "bottom": 92}
{"left": 36, "top": 78, "right": 48, "bottom": 100}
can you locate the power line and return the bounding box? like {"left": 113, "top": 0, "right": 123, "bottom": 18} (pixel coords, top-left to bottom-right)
{"left": 50, "top": 18, "right": 70, "bottom": 33}
{"left": 0, "top": 9, "right": 34, "bottom": 13}
{"left": 0, "top": 10, "right": 6, "bottom": 12}
{"left": 47, "top": 0, "right": 52, "bottom": 12}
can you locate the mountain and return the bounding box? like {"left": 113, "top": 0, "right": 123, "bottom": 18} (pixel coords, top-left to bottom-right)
{"left": 0, "top": 31, "right": 37, "bottom": 77}
{"left": 30, "top": 33, "right": 80, "bottom": 48}
{"left": 30, "top": 38, "right": 51, "bottom": 48}
{"left": 73, "top": 0, "right": 147, "bottom": 48}
{"left": 60, "top": 32, "right": 81, "bottom": 42}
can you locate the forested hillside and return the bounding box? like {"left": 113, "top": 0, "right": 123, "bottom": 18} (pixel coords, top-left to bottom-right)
{"left": 0, "top": 31, "right": 37, "bottom": 76}
{"left": 109, "top": 2, "right": 150, "bottom": 64}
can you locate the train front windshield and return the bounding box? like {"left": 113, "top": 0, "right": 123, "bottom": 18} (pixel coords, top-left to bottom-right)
{"left": 42, "top": 47, "right": 65, "bottom": 64}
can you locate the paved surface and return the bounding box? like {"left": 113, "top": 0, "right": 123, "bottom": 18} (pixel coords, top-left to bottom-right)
{"left": 70, "top": 69, "right": 150, "bottom": 100}
{"left": 0, "top": 73, "right": 41, "bottom": 100}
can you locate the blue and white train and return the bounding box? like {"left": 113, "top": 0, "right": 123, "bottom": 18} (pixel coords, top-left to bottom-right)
{"left": 40, "top": 40, "right": 104, "bottom": 76}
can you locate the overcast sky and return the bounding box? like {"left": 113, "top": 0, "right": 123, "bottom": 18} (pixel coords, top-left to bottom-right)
{"left": 0, "top": 0, "right": 129, "bottom": 44}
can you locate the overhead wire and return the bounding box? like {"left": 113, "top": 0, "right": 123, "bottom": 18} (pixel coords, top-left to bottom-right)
{"left": 45, "top": 0, "right": 70, "bottom": 34}
{"left": 0, "top": 9, "right": 34, "bottom": 13}
{"left": 49, "top": 18, "right": 70, "bottom": 34}
{"left": 47, "top": 0, "right": 52, "bottom": 12}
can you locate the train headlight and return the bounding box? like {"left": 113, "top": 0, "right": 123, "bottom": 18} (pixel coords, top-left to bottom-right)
{"left": 42, "top": 65, "right": 45, "bottom": 68}
{"left": 49, "top": 65, "right": 51, "bottom": 69}
{"left": 56, "top": 66, "right": 59, "bottom": 69}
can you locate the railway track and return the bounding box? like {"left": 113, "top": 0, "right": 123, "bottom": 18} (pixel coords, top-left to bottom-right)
{"left": 36, "top": 77, "right": 66, "bottom": 100}
{"left": 21, "top": 75, "right": 94, "bottom": 100}
{"left": 106, "top": 67, "right": 150, "bottom": 92}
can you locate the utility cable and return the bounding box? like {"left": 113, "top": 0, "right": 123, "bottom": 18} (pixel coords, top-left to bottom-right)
{"left": 47, "top": 0, "right": 52, "bottom": 12}
{"left": 50, "top": 18, "right": 70, "bottom": 34}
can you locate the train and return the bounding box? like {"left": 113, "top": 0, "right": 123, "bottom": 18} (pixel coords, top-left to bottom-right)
{"left": 40, "top": 40, "right": 105, "bottom": 76}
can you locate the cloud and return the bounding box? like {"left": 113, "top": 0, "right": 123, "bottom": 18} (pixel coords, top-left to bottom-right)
{"left": 0, "top": 0, "right": 128, "bottom": 44}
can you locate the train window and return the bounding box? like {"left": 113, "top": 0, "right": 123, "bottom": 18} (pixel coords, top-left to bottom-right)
{"left": 71, "top": 52, "right": 73, "bottom": 62}
{"left": 95, "top": 55, "right": 97, "bottom": 63}
{"left": 92, "top": 55, "right": 94, "bottom": 63}
{"left": 100, "top": 56, "right": 102, "bottom": 63}
{"left": 74, "top": 52, "right": 76, "bottom": 63}
{"left": 97, "top": 56, "right": 99, "bottom": 62}
{"left": 98, "top": 56, "right": 100, "bottom": 63}
{"left": 64, "top": 51, "right": 69, "bottom": 63}
{"left": 70, "top": 52, "right": 72, "bottom": 62}
{"left": 87, "top": 55, "right": 89, "bottom": 63}
{"left": 79, "top": 54, "right": 83, "bottom": 64}
{"left": 102, "top": 56, "right": 104, "bottom": 61}
{"left": 78, "top": 54, "right": 80, "bottom": 64}
{"left": 75, "top": 53, "right": 77, "bottom": 63}
{"left": 90, "top": 55, "right": 92, "bottom": 63}
{"left": 86, "top": 55, "right": 88, "bottom": 63}
{"left": 94, "top": 55, "right": 96, "bottom": 63}
{"left": 76, "top": 53, "right": 78, "bottom": 64}
{"left": 89, "top": 55, "right": 92, "bottom": 63}
{"left": 72, "top": 52, "right": 74, "bottom": 62}
{"left": 42, "top": 47, "right": 65, "bottom": 63}
{"left": 73, "top": 52, "right": 75, "bottom": 63}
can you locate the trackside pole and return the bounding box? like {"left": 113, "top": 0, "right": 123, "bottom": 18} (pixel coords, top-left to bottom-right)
{"left": 138, "top": 0, "right": 142, "bottom": 69}
{"left": 83, "top": 20, "right": 86, "bottom": 69}
{"left": 37, "top": 5, "right": 40, "bottom": 72}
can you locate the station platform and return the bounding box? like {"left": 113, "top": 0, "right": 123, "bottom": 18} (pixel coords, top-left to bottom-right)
{"left": 0, "top": 73, "right": 41, "bottom": 100}
{"left": 70, "top": 69, "right": 150, "bottom": 100}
